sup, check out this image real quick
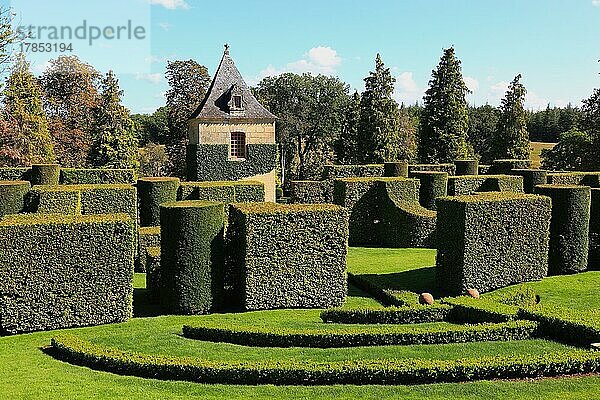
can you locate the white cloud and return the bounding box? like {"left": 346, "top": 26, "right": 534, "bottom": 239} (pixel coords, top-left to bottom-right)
{"left": 158, "top": 22, "right": 172, "bottom": 31}
{"left": 254, "top": 46, "right": 342, "bottom": 82}
{"left": 31, "top": 60, "right": 51, "bottom": 74}
{"left": 464, "top": 76, "right": 479, "bottom": 93}
{"left": 593, "top": 0, "right": 600, "bottom": 6}
{"left": 149, "top": 0, "right": 190, "bottom": 10}
{"left": 393, "top": 71, "right": 424, "bottom": 105}
{"left": 135, "top": 72, "right": 162, "bottom": 84}
{"left": 487, "top": 80, "right": 510, "bottom": 104}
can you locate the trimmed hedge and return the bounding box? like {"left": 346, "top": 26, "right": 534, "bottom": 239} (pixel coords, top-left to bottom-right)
{"left": 320, "top": 305, "right": 453, "bottom": 324}
{"left": 347, "top": 273, "right": 411, "bottom": 307}
{"left": 178, "top": 180, "right": 264, "bottom": 203}
{"left": 0, "top": 167, "right": 29, "bottom": 181}
{"left": 519, "top": 306, "right": 600, "bottom": 345}
{"left": 436, "top": 193, "right": 551, "bottom": 295}
{"left": 145, "top": 246, "right": 161, "bottom": 296}
{"left": 383, "top": 161, "right": 409, "bottom": 178}
{"left": 408, "top": 171, "right": 448, "bottom": 210}
{"left": 0, "top": 213, "right": 134, "bottom": 334}
{"left": 182, "top": 320, "right": 538, "bottom": 348}
{"left": 409, "top": 163, "right": 456, "bottom": 176}
{"left": 489, "top": 159, "right": 532, "bottom": 174}
{"left": 378, "top": 193, "right": 437, "bottom": 248}
{"left": 60, "top": 168, "right": 136, "bottom": 184}
{"left": 447, "top": 175, "right": 524, "bottom": 196}
{"left": 322, "top": 164, "right": 384, "bottom": 179}
{"left": 484, "top": 285, "right": 539, "bottom": 307}
{"left": 27, "top": 185, "right": 82, "bottom": 214}
{"left": 478, "top": 164, "right": 491, "bottom": 175}
{"left": 510, "top": 169, "right": 548, "bottom": 194}
{"left": 159, "top": 201, "right": 225, "bottom": 314}
{"left": 534, "top": 184, "right": 591, "bottom": 275}
{"left": 30, "top": 163, "right": 60, "bottom": 185}
{"left": 442, "top": 297, "right": 520, "bottom": 323}
{"left": 454, "top": 159, "right": 479, "bottom": 176}
{"left": 137, "top": 177, "right": 180, "bottom": 227}
{"left": 225, "top": 203, "right": 348, "bottom": 310}
{"left": 51, "top": 334, "right": 600, "bottom": 385}
{"left": 547, "top": 172, "right": 600, "bottom": 187}
{"left": 186, "top": 144, "right": 277, "bottom": 181}
{"left": 137, "top": 226, "right": 160, "bottom": 272}
{"left": 0, "top": 180, "right": 30, "bottom": 216}
{"left": 289, "top": 180, "right": 334, "bottom": 204}
{"left": 590, "top": 188, "right": 600, "bottom": 269}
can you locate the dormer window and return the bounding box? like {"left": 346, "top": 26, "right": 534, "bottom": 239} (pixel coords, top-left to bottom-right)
{"left": 233, "top": 95, "right": 242, "bottom": 109}
{"left": 228, "top": 84, "right": 244, "bottom": 113}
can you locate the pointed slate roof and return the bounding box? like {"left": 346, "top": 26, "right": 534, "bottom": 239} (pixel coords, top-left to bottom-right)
{"left": 189, "top": 45, "right": 276, "bottom": 121}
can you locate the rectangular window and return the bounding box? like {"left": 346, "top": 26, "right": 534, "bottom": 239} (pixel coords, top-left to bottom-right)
{"left": 233, "top": 95, "right": 242, "bottom": 109}
{"left": 230, "top": 132, "right": 246, "bottom": 158}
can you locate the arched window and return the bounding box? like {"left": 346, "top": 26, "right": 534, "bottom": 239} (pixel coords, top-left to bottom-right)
{"left": 230, "top": 132, "right": 246, "bottom": 159}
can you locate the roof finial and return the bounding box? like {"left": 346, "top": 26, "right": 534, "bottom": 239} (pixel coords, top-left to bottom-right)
{"left": 224, "top": 43, "right": 230, "bottom": 55}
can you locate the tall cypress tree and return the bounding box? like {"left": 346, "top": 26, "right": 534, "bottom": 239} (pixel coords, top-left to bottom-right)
{"left": 493, "top": 74, "right": 529, "bottom": 160}
{"left": 89, "top": 71, "right": 139, "bottom": 169}
{"left": 1, "top": 54, "right": 54, "bottom": 164}
{"left": 419, "top": 47, "right": 470, "bottom": 163}
{"left": 358, "top": 54, "right": 415, "bottom": 163}
{"left": 335, "top": 91, "right": 361, "bottom": 164}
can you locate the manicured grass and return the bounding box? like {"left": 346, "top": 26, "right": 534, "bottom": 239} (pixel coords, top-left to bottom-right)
{"left": 530, "top": 141, "right": 556, "bottom": 168}
{"left": 1, "top": 247, "right": 600, "bottom": 399}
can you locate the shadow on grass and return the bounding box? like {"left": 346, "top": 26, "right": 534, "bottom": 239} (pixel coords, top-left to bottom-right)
{"left": 356, "top": 266, "right": 442, "bottom": 297}
{"left": 133, "top": 288, "right": 162, "bottom": 317}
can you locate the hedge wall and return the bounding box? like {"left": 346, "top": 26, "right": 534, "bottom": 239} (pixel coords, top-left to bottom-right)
{"left": 478, "top": 164, "right": 491, "bottom": 175}
{"left": 322, "top": 164, "right": 384, "bottom": 179}
{"left": 447, "top": 175, "right": 524, "bottom": 196}
{"left": 182, "top": 320, "right": 538, "bottom": 348}
{"left": 333, "top": 177, "right": 421, "bottom": 246}
{"left": 510, "top": 169, "right": 548, "bottom": 194}
{"left": 320, "top": 305, "right": 453, "bottom": 324}
{"left": 27, "top": 185, "right": 82, "bottom": 214}
{"left": 30, "top": 164, "right": 60, "bottom": 185}
{"left": 454, "top": 159, "right": 479, "bottom": 176}
{"left": 546, "top": 172, "right": 600, "bottom": 187}
{"left": 408, "top": 171, "right": 448, "bottom": 210}
{"left": 289, "top": 180, "right": 334, "bottom": 204}
{"left": 178, "top": 180, "right": 265, "bottom": 203}
{"left": 0, "top": 180, "right": 30, "bottom": 216}
{"left": 51, "top": 333, "right": 600, "bottom": 385}
{"left": 409, "top": 163, "right": 456, "bottom": 176}
{"left": 137, "top": 177, "right": 180, "bottom": 227}
{"left": 186, "top": 144, "right": 277, "bottom": 181}
{"left": 436, "top": 193, "right": 551, "bottom": 295}
{"left": 0, "top": 213, "right": 134, "bottom": 334}
{"left": 489, "top": 159, "right": 532, "bottom": 175}
{"left": 137, "top": 226, "right": 160, "bottom": 272}
{"left": 60, "top": 168, "right": 136, "bottom": 184}
{"left": 145, "top": 246, "right": 161, "bottom": 296}
{"left": 225, "top": 203, "right": 348, "bottom": 310}
{"left": 159, "top": 201, "right": 225, "bottom": 314}
{"left": 383, "top": 161, "right": 409, "bottom": 178}
{"left": 0, "top": 167, "right": 29, "bottom": 181}
{"left": 378, "top": 193, "right": 437, "bottom": 248}
{"left": 534, "top": 184, "right": 591, "bottom": 274}
{"left": 590, "top": 188, "right": 600, "bottom": 269}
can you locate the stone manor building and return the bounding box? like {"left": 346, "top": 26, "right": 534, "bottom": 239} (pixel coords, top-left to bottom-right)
{"left": 187, "top": 45, "right": 277, "bottom": 201}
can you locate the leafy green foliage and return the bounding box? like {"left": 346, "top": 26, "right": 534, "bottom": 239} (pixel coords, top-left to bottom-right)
{"left": 335, "top": 91, "right": 361, "bottom": 164}
{"left": 542, "top": 129, "right": 596, "bottom": 171}
{"left": 30, "top": 163, "right": 60, "bottom": 185}
{"left": 436, "top": 193, "right": 551, "bottom": 295}
{"left": 59, "top": 168, "right": 136, "bottom": 184}
{"left": 419, "top": 47, "right": 471, "bottom": 163}
{"left": 0, "top": 213, "right": 134, "bottom": 334}
{"left": 527, "top": 104, "right": 580, "bottom": 143}
{"left": 137, "top": 226, "right": 160, "bottom": 272}
{"left": 509, "top": 169, "right": 548, "bottom": 193}
{"left": 320, "top": 305, "right": 452, "bottom": 325}
{"left": 0, "top": 180, "right": 29, "bottom": 216}
{"left": 534, "top": 185, "right": 591, "bottom": 274}
{"left": 226, "top": 203, "right": 348, "bottom": 310}
{"left": 358, "top": 54, "right": 416, "bottom": 163}
{"left": 467, "top": 105, "right": 500, "bottom": 162}
{"left": 137, "top": 177, "right": 180, "bottom": 227}
{"left": 446, "top": 175, "right": 524, "bottom": 195}
{"left": 492, "top": 74, "right": 529, "bottom": 160}
{"left": 408, "top": 171, "right": 448, "bottom": 210}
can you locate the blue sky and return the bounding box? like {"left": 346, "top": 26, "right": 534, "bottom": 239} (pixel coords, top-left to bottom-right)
{"left": 5, "top": 0, "right": 600, "bottom": 114}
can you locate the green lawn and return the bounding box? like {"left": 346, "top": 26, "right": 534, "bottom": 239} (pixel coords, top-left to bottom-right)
{"left": 1, "top": 247, "right": 600, "bottom": 399}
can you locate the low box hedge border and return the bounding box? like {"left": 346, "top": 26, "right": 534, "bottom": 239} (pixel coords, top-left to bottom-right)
{"left": 519, "top": 306, "right": 600, "bottom": 346}
{"left": 320, "top": 305, "right": 452, "bottom": 325}
{"left": 181, "top": 320, "right": 539, "bottom": 348}
{"left": 50, "top": 334, "right": 600, "bottom": 385}
{"left": 442, "top": 297, "right": 520, "bottom": 323}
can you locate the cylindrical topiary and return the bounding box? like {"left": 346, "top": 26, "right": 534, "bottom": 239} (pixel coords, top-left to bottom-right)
{"left": 30, "top": 164, "right": 60, "bottom": 185}
{"left": 534, "top": 184, "right": 591, "bottom": 275}
{"left": 490, "top": 159, "right": 532, "bottom": 175}
{"left": 384, "top": 161, "right": 409, "bottom": 178}
{"left": 0, "top": 180, "right": 31, "bottom": 216}
{"left": 454, "top": 159, "right": 479, "bottom": 176}
{"left": 159, "top": 200, "right": 225, "bottom": 314}
{"left": 510, "top": 169, "right": 548, "bottom": 194}
{"left": 137, "top": 177, "right": 180, "bottom": 227}
{"left": 408, "top": 171, "right": 448, "bottom": 210}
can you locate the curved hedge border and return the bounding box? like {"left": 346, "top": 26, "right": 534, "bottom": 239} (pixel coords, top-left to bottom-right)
{"left": 519, "top": 306, "right": 600, "bottom": 346}
{"left": 181, "top": 320, "right": 539, "bottom": 348}
{"left": 320, "top": 305, "right": 452, "bottom": 324}
{"left": 137, "top": 177, "right": 180, "bottom": 227}
{"left": 0, "top": 180, "right": 31, "bottom": 216}
{"left": 50, "top": 334, "right": 600, "bottom": 385}
{"left": 408, "top": 171, "right": 448, "bottom": 210}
